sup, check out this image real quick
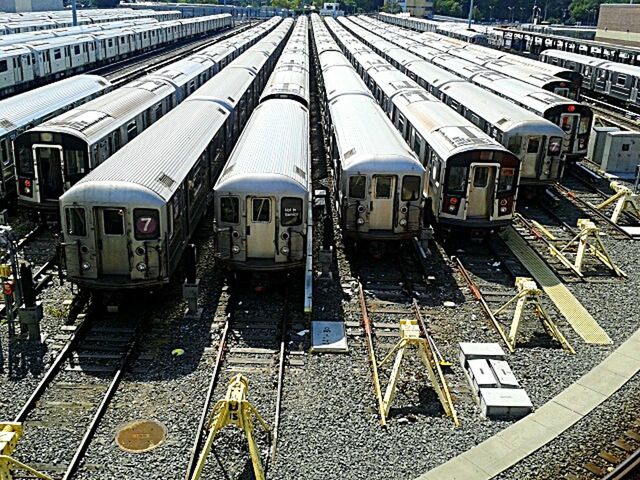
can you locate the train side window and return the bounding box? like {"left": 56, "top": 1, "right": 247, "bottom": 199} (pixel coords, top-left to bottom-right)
{"left": 527, "top": 138, "right": 540, "bottom": 154}
{"left": 65, "top": 207, "right": 86, "bottom": 236}
{"left": 252, "top": 198, "right": 270, "bottom": 223}
{"left": 401, "top": 176, "right": 420, "bottom": 201}
{"left": 281, "top": 197, "right": 302, "bottom": 226}
{"left": 0, "top": 60, "right": 7, "bottom": 72}
{"left": 53, "top": 49, "right": 61, "bottom": 60}
{"left": 447, "top": 166, "right": 468, "bottom": 192}
{"left": 374, "top": 176, "right": 393, "bottom": 199}
{"left": 413, "top": 134, "right": 423, "bottom": 158}
{"left": 134, "top": 209, "right": 160, "bottom": 240}
{"left": 616, "top": 74, "right": 627, "bottom": 86}
{"left": 103, "top": 209, "right": 124, "bottom": 236}
{"left": 220, "top": 197, "right": 239, "bottom": 224}
{"left": 349, "top": 176, "right": 366, "bottom": 199}
{"left": 155, "top": 104, "right": 163, "bottom": 120}
{"left": 127, "top": 121, "right": 137, "bottom": 140}
{"left": 74, "top": 45, "right": 80, "bottom": 55}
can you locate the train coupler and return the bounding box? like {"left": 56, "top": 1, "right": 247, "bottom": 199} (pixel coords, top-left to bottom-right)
{"left": 595, "top": 182, "right": 640, "bottom": 225}
{"left": 0, "top": 422, "right": 53, "bottom": 480}
{"left": 493, "top": 277, "right": 575, "bottom": 354}
{"left": 378, "top": 319, "right": 459, "bottom": 426}
{"left": 548, "top": 219, "right": 626, "bottom": 277}
{"left": 190, "top": 374, "right": 271, "bottom": 480}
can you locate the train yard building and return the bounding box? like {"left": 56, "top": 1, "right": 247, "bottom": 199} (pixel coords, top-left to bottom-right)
{"left": 596, "top": 3, "right": 640, "bottom": 47}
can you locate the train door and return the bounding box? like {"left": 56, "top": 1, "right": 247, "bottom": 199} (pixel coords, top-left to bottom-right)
{"left": 33, "top": 144, "right": 64, "bottom": 202}
{"left": 522, "top": 136, "right": 543, "bottom": 178}
{"left": 95, "top": 207, "right": 130, "bottom": 275}
{"left": 370, "top": 175, "right": 395, "bottom": 230}
{"left": 467, "top": 164, "right": 497, "bottom": 218}
{"left": 560, "top": 113, "right": 579, "bottom": 152}
{"left": 246, "top": 197, "right": 274, "bottom": 258}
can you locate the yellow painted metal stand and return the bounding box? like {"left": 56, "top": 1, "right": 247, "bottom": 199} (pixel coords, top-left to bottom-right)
{"left": 190, "top": 375, "right": 271, "bottom": 480}
{"left": 596, "top": 182, "right": 640, "bottom": 224}
{"left": 0, "top": 423, "right": 53, "bottom": 480}
{"left": 548, "top": 219, "right": 626, "bottom": 277}
{"left": 378, "top": 320, "right": 459, "bottom": 426}
{"left": 493, "top": 278, "right": 575, "bottom": 354}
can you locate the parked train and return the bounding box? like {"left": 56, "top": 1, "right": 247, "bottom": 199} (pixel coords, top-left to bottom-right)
{"left": 338, "top": 17, "right": 565, "bottom": 187}
{"left": 0, "top": 74, "right": 111, "bottom": 201}
{"left": 313, "top": 14, "right": 427, "bottom": 241}
{"left": 349, "top": 16, "right": 592, "bottom": 161}
{"left": 59, "top": 18, "right": 292, "bottom": 290}
{"left": 14, "top": 18, "right": 280, "bottom": 212}
{"left": 325, "top": 17, "right": 521, "bottom": 230}
{"left": 540, "top": 49, "right": 640, "bottom": 110}
{"left": 374, "top": 14, "right": 584, "bottom": 98}
{"left": 0, "top": 14, "right": 232, "bottom": 98}
{"left": 214, "top": 17, "right": 310, "bottom": 271}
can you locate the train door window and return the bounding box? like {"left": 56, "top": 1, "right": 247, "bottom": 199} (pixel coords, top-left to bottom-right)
{"left": 108, "top": 39, "right": 114, "bottom": 48}
{"left": 74, "top": 45, "right": 80, "bottom": 55}
{"left": 473, "top": 167, "right": 489, "bottom": 188}
{"left": 622, "top": 143, "right": 630, "bottom": 152}
{"left": 397, "top": 113, "right": 405, "bottom": 136}
{"left": 0, "top": 60, "right": 7, "bottom": 72}
{"left": 102, "top": 209, "right": 124, "bottom": 236}
{"left": 447, "top": 166, "right": 468, "bottom": 192}
{"left": 349, "top": 175, "right": 366, "bottom": 199}
{"left": 134, "top": 209, "right": 160, "bottom": 240}
{"left": 252, "top": 198, "right": 270, "bottom": 222}
{"left": 401, "top": 176, "right": 420, "bottom": 201}
{"left": 154, "top": 104, "right": 163, "bottom": 120}
{"left": 498, "top": 167, "right": 516, "bottom": 192}
{"left": 617, "top": 74, "right": 627, "bottom": 86}
{"left": 53, "top": 49, "right": 61, "bottom": 60}
{"left": 374, "top": 176, "right": 393, "bottom": 199}
{"left": 281, "top": 197, "right": 302, "bottom": 226}
{"left": 127, "top": 121, "right": 137, "bottom": 140}
{"left": 220, "top": 197, "right": 239, "bottom": 223}
{"left": 65, "top": 207, "right": 86, "bottom": 236}
{"left": 121, "top": 37, "right": 126, "bottom": 44}
{"left": 527, "top": 138, "right": 541, "bottom": 154}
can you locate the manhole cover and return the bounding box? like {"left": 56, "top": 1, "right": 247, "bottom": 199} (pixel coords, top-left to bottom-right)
{"left": 115, "top": 419, "right": 167, "bottom": 453}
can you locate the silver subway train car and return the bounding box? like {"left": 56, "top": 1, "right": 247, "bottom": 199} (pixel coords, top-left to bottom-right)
{"left": 214, "top": 17, "right": 310, "bottom": 271}
{"left": 312, "top": 15, "right": 426, "bottom": 241}
{"left": 59, "top": 18, "right": 291, "bottom": 290}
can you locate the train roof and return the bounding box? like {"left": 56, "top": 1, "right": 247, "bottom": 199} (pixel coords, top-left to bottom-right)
{"left": 29, "top": 79, "right": 175, "bottom": 143}
{"left": 0, "top": 75, "right": 111, "bottom": 138}
{"left": 147, "top": 56, "right": 215, "bottom": 89}
{"left": 215, "top": 99, "right": 309, "bottom": 194}
{"left": 540, "top": 49, "right": 609, "bottom": 68}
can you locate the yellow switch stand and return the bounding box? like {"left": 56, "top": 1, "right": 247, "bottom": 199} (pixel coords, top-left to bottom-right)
{"left": 190, "top": 375, "right": 271, "bottom": 480}
{"left": 0, "top": 422, "right": 53, "bottom": 480}
{"left": 378, "top": 320, "right": 459, "bottom": 426}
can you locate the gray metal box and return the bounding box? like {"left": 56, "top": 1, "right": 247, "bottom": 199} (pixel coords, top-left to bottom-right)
{"left": 488, "top": 359, "right": 520, "bottom": 389}
{"left": 467, "top": 359, "right": 499, "bottom": 394}
{"left": 459, "top": 342, "right": 505, "bottom": 368}
{"left": 588, "top": 126, "right": 619, "bottom": 164}
{"left": 479, "top": 388, "right": 533, "bottom": 418}
{"left": 600, "top": 131, "right": 640, "bottom": 175}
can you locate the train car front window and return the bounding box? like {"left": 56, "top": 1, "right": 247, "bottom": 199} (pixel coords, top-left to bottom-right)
{"left": 281, "top": 197, "right": 302, "bottom": 226}
{"left": 65, "top": 207, "right": 86, "bottom": 236}
{"left": 16, "top": 143, "right": 34, "bottom": 175}
{"left": 134, "top": 209, "right": 160, "bottom": 240}
{"left": 349, "top": 176, "right": 366, "bottom": 199}
{"left": 498, "top": 168, "right": 516, "bottom": 193}
{"left": 473, "top": 168, "right": 489, "bottom": 188}
{"left": 220, "top": 197, "right": 239, "bottom": 224}
{"left": 548, "top": 137, "right": 562, "bottom": 155}
{"left": 527, "top": 138, "right": 540, "bottom": 154}
{"left": 103, "top": 209, "right": 124, "bottom": 235}
{"left": 64, "top": 149, "right": 86, "bottom": 179}
{"left": 375, "top": 176, "right": 393, "bottom": 199}
{"left": 579, "top": 117, "right": 590, "bottom": 135}
{"left": 401, "top": 176, "right": 420, "bottom": 201}
{"left": 252, "top": 198, "right": 270, "bottom": 223}
{"left": 447, "top": 166, "right": 468, "bottom": 193}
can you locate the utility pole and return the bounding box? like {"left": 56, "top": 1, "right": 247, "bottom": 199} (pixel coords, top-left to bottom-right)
{"left": 72, "top": 0, "right": 78, "bottom": 27}
{"left": 467, "top": 0, "right": 474, "bottom": 29}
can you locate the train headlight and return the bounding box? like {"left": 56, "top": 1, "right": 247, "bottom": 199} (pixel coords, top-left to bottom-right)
{"left": 136, "top": 262, "right": 147, "bottom": 272}
{"left": 399, "top": 218, "right": 407, "bottom": 226}
{"left": 500, "top": 207, "right": 508, "bottom": 213}
{"left": 448, "top": 205, "right": 456, "bottom": 212}
{"left": 232, "top": 245, "right": 240, "bottom": 254}
{"left": 81, "top": 262, "right": 91, "bottom": 271}
{"left": 357, "top": 217, "right": 365, "bottom": 225}
{"left": 281, "top": 246, "right": 290, "bottom": 255}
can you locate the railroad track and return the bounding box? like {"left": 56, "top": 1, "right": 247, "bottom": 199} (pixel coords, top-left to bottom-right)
{"left": 10, "top": 299, "right": 146, "bottom": 479}
{"left": 184, "top": 275, "right": 300, "bottom": 480}
{"left": 583, "top": 94, "right": 640, "bottom": 132}
{"left": 93, "top": 21, "right": 254, "bottom": 87}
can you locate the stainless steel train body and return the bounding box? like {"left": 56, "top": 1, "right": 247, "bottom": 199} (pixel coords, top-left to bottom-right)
{"left": 59, "top": 18, "right": 291, "bottom": 290}
{"left": 338, "top": 17, "right": 565, "bottom": 186}
{"left": 0, "top": 74, "right": 110, "bottom": 201}
{"left": 15, "top": 18, "right": 280, "bottom": 212}
{"left": 312, "top": 15, "right": 426, "bottom": 241}
{"left": 540, "top": 49, "right": 640, "bottom": 109}
{"left": 372, "top": 14, "right": 583, "bottom": 99}
{"left": 0, "top": 14, "right": 232, "bottom": 98}
{"left": 349, "top": 17, "right": 592, "bottom": 161}
{"left": 326, "top": 17, "right": 520, "bottom": 230}
{"left": 214, "top": 17, "right": 310, "bottom": 271}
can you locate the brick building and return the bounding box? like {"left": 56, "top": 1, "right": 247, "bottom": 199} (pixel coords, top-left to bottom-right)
{"left": 596, "top": 3, "right": 640, "bottom": 47}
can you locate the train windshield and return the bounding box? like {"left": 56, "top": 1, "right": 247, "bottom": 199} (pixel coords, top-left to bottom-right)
{"left": 0, "top": 139, "right": 8, "bottom": 166}
{"left": 220, "top": 197, "right": 239, "bottom": 223}
{"left": 64, "top": 148, "right": 87, "bottom": 185}
{"left": 498, "top": 167, "right": 516, "bottom": 193}
{"left": 349, "top": 175, "right": 366, "bottom": 199}
{"left": 134, "top": 209, "right": 160, "bottom": 240}
{"left": 281, "top": 197, "right": 302, "bottom": 226}
{"left": 446, "top": 166, "right": 468, "bottom": 193}
{"left": 65, "top": 207, "right": 86, "bottom": 236}
{"left": 401, "top": 176, "right": 420, "bottom": 201}
{"left": 548, "top": 137, "right": 562, "bottom": 156}
{"left": 579, "top": 117, "right": 590, "bottom": 135}
{"left": 15, "top": 142, "right": 34, "bottom": 176}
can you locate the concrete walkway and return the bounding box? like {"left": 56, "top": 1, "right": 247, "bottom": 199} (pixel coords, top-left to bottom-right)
{"left": 415, "top": 328, "right": 640, "bottom": 480}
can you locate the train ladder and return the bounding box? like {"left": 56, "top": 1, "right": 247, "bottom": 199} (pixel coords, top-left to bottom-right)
{"left": 595, "top": 182, "right": 640, "bottom": 225}
{"left": 190, "top": 375, "right": 271, "bottom": 480}
{"left": 493, "top": 277, "right": 576, "bottom": 354}
{"left": 548, "top": 219, "right": 626, "bottom": 277}
{"left": 0, "top": 422, "right": 53, "bottom": 480}
{"left": 378, "top": 319, "right": 459, "bottom": 426}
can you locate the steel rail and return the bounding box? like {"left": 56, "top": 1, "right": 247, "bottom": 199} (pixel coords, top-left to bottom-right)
{"left": 269, "top": 284, "right": 289, "bottom": 463}
{"left": 601, "top": 446, "right": 640, "bottom": 480}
